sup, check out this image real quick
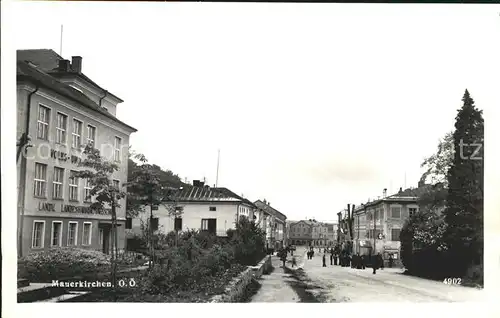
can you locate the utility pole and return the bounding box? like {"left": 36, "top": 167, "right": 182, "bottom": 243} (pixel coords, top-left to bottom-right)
{"left": 60, "top": 25, "right": 63, "bottom": 56}
{"left": 215, "top": 149, "right": 220, "bottom": 187}
{"left": 373, "top": 208, "right": 376, "bottom": 256}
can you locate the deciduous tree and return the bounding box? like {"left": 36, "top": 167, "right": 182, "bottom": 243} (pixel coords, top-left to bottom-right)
{"left": 76, "top": 144, "right": 126, "bottom": 290}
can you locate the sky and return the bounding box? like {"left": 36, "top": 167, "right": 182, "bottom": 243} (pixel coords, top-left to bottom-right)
{"left": 7, "top": 2, "right": 500, "bottom": 222}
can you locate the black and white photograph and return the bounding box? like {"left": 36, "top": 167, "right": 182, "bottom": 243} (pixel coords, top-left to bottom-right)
{"left": 1, "top": 0, "right": 499, "bottom": 315}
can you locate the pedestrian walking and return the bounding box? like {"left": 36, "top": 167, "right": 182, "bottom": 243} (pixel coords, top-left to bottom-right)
{"left": 361, "top": 254, "right": 366, "bottom": 269}
{"left": 333, "top": 254, "right": 338, "bottom": 266}
{"left": 372, "top": 254, "right": 379, "bottom": 274}
{"left": 378, "top": 253, "right": 384, "bottom": 270}
{"left": 388, "top": 253, "right": 394, "bottom": 268}
{"left": 322, "top": 253, "right": 327, "bottom": 267}
{"left": 330, "top": 252, "right": 333, "bottom": 265}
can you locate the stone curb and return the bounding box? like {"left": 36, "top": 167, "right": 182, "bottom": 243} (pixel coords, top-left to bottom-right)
{"left": 210, "top": 255, "right": 272, "bottom": 303}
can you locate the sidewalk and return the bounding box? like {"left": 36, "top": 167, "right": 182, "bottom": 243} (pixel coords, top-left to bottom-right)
{"left": 250, "top": 256, "right": 300, "bottom": 302}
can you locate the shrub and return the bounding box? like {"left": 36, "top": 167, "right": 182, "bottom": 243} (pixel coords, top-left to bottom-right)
{"left": 18, "top": 248, "right": 112, "bottom": 282}
{"left": 229, "top": 217, "right": 266, "bottom": 266}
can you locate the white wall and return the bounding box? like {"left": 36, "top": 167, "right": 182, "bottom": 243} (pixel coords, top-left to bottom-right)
{"left": 132, "top": 202, "right": 241, "bottom": 236}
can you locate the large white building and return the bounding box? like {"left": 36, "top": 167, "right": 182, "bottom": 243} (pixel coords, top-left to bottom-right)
{"left": 128, "top": 181, "right": 257, "bottom": 237}
{"left": 17, "top": 49, "right": 137, "bottom": 257}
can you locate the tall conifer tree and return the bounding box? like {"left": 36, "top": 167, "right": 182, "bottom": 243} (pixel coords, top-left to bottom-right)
{"left": 443, "top": 89, "right": 484, "bottom": 275}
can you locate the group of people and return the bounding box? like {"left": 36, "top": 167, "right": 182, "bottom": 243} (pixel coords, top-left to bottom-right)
{"left": 306, "top": 246, "right": 394, "bottom": 274}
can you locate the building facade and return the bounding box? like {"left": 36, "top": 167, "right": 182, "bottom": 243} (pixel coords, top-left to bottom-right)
{"left": 353, "top": 190, "right": 420, "bottom": 262}
{"left": 289, "top": 220, "right": 313, "bottom": 246}
{"left": 17, "top": 50, "right": 136, "bottom": 257}
{"left": 254, "top": 200, "right": 287, "bottom": 250}
{"left": 128, "top": 182, "right": 256, "bottom": 237}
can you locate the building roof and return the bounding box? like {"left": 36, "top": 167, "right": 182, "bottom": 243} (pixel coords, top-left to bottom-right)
{"left": 17, "top": 49, "right": 123, "bottom": 102}
{"left": 17, "top": 58, "right": 136, "bottom": 132}
{"left": 171, "top": 186, "right": 256, "bottom": 207}
{"left": 254, "top": 200, "right": 287, "bottom": 221}
{"left": 353, "top": 185, "right": 433, "bottom": 213}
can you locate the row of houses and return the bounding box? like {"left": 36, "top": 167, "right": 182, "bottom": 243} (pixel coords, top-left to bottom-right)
{"left": 336, "top": 182, "right": 440, "bottom": 262}
{"left": 16, "top": 49, "right": 288, "bottom": 257}
{"left": 127, "top": 182, "right": 288, "bottom": 250}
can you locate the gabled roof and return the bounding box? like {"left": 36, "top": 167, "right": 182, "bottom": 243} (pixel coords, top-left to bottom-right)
{"left": 17, "top": 59, "right": 137, "bottom": 132}
{"left": 254, "top": 200, "right": 287, "bottom": 221}
{"left": 171, "top": 186, "right": 256, "bottom": 207}
{"left": 17, "top": 49, "right": 123, "bottom": 102}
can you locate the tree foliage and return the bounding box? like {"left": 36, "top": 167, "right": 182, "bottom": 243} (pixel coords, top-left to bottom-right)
{"left": 75, "top": 144, "right": 125, "bottom": 289}
{"left": 443, "top": 89, "right": 484, "bottom": 272}
{"left": 420, "top": 132, "right": 454, "bottom": 186}
{"left": 401, "top": 90, "right": 484, "bottom": 284}
{"left": 126, "top": 152, "right": 183, "bottom": 266}
{"left": 228, "top": 216, "right": 267, "bottom": 266}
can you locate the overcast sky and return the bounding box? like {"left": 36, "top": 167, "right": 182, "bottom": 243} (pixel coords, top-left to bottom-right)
{"left": 9, "top": 2, "right": 500, "bottom": 221}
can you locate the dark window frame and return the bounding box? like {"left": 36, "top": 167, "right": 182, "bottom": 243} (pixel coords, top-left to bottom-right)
{"left": 125, "top": 217, "right": 132, "bottom": 229}
{"left": 174, "top": 218, "right": 182, "bottom": 231}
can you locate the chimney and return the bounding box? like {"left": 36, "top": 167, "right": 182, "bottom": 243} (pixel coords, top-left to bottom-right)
{"left": 58, "top": 59, "right": 71, "bottom": 72}
{"left": 71, "top": 56, "right": 82, "bottom": 73}
{"left": 193, "top": 180, "right": 204, "bottom": 187}
{"left": 383, "top": 188, "right": 387, "bottom": 198}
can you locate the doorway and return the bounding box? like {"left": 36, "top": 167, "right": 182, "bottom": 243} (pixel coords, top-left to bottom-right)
{"left": 99, "top": 226, "right": 111, "bottom": 254}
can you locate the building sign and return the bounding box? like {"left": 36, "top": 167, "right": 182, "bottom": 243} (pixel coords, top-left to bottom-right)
{"left": 38, "top": 202, "right": 110, "bottom": 215}
{"left": 50, "top": 149, "right": 82, "bottom": 165}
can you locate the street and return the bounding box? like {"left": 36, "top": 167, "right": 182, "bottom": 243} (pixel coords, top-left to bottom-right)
{"left": 251, "top": 247, "right": 484, "bottom": 303}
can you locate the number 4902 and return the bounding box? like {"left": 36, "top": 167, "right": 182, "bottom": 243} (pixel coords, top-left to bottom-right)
{"left": 443, "top": 278, "right": 462, "bottom": 285}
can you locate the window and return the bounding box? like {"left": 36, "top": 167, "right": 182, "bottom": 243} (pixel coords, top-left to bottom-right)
{"left": 391, "top": 228, "right": 401, "bottom": 241}
{"left": 37, "top": 105, "right": 50, "bottom": 140}
{"left": 125, "top": 218, "right": 132, "bottom": 229}
{"left": 82, "top": 222, "right": 92, "bottom": 245}
{"left": 201, "top": 218, "right": 216, "bottom": 234}
{"left": 113, "top": 179, "right": 120, "bottom": 191}
{"left": 68, "top": 222, "right": 78, "bottom": 246}
{"left": 51, "top": 221, "right": 63, "bottom": 246}
{"left": 69, "top": 171, "right": 79, "bottom": 201}
{"left": 409, "top": 208, "right": 417, "bottom": 218}
{"left": 72, "top": 119, "right": 82, "bottom": 148}
{"left": 209, "top": 206, "right": 216, "bottom": 211}
{"left": 87, "top": 125, "right": 96, "bottom": 146}
{"left": 52, "top": 167, "right": 64, "bottom": 199}
{"left": 84, "top": 179, "right": 92, "bottom": 202}
{"left": 174, "top": 218, "right": 183, "bottom": 231}
{"left": 391, "top": 206, "right": 401, "bottom": 218}
{"left": 34, "top": 163, "right": 47, "bottom": 197}
{"left": 150, "top": 218, "right": 159, "bottom": 231}
{"left": 32, "top": 221, "right": 45, "bottom": 248}
{"left": 56, "top": 113, "right": 67, "bottom": 144}
{"left": 114, "top": 136, "right": 122, "bottom": 162}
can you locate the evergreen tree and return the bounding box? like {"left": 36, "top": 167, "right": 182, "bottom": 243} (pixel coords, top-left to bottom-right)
{"left": 443, "top": 89, "right": 484, "bottom": 276}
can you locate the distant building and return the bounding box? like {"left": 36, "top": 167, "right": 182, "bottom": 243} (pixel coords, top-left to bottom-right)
{"left": 312, "top": 222, "right": 337, "bottom": 246}
{"left": 254, "top": 200, "right": 287, "bottom": 250}
{"left": 289, "top": 220, "right": 313, "bottom": 246}
{"left": 16, "top": 49, "right": 137, "bottom": 257}
{"left": 128, "top": 181, "right": 256, "bottom": 237}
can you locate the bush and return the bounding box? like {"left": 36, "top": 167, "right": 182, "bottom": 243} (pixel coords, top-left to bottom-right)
{"left": 229, "top": 217, "right": 266, "bottom": 266}
{"left": 18, "top": 248, "right": 112, "bottom": 282}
